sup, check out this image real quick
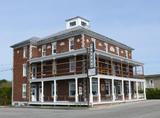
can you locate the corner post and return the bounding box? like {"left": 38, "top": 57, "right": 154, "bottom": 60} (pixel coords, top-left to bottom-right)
{"left": 89, "top": 77, "right": 93, "bottom": 104}
{"left": 41, "top": 81, "right": 44, "bottom": 103}
{"left": 54, "top": 79, "right": 57, "bottom": 102}
{"left": 97, "top": 77, "right": 101, "bottom": 103}
{"left": 112, "top": 79, "right": 115, "bottom": 101}
{"left": 75, "top": 78, "right": 78, "bottom": 103}
{"left": 128, "top": 80, "right": 131, "bottom": 100}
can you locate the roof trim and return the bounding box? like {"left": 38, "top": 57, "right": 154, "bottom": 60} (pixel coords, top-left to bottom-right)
{"left": 10, "top": 37, "right": 40, "bottom": 48}
{"left": 145, "top": 74, "right": 160, "bottom": 78}
{"left": 65, "top": 16, "right": 90, "bottom": 22}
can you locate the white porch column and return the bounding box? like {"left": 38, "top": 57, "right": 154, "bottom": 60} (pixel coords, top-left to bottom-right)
{"left": 41, "top": 81, "right": 44, "bottom": 102}
{"left": 136, "top": 81, "right": 139, "bottom": 99}
{"left": 144, "top": 81, "right": 146, "bottom": 100}
{"left": 122, "top": 80, "right": 125, "bottom": 101}
{"left": 128, "top": 80, "right": 131, "bottom": 100}
{"left": 97, "top": 77, "right": 101, "bottom": 102}
{"left": 89, "top": 77, "right": 93, "bottom": 104}
{"left": 54, "top": 80, "right": 57, "bottom": 102}
{"left": 41, "top": 61, "right": 43, "bottom": 78}
{"left": 75, "top": 78, "right": 78, "bottom": 103}
{"left": 112, "top": 79, "right": 115, "bottom": 101}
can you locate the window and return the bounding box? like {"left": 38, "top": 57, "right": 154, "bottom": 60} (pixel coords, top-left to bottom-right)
{"left": 69, "top": 38, "right": 75, "bottom": 51}
{"left": 149, "top": 80, "right": 154, "bottom": 88}
{"left": 23, "top": 46, "right": 27, "bottom": 58}
{"left": 105, "top": 80, "right": 110, "bottom": 96}
{"left": 42, "top": 45, "right": 46, "bottom": 56}
{"left": 69, "top": 82, "right": 75, "bottom": 97}
{"left": 117, "top": 82, "right": 122, "bottom": 95}
{"left": 22, "top": 84, "right": 27, "bottom": 98}
{"left": 23, "top": 64, "right": 27, "bottom": 77}
{"left": 70, "top": 21, "right": 76, "bottom": 26}
{"left": 81, "top": 21, "right": 87, "bottom": 26}
{"left": 52, "top": 42, "right": 56, "bottom": 54}
{"left": 69, "top": 57, "right": 76, "bottom": 72}
{"left": 92, "top": 78, "right": 98, "bottom": 96}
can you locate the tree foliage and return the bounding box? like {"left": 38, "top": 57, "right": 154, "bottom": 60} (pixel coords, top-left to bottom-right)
{"left": 0, "top": 80, "right": 12, "bottom": 105}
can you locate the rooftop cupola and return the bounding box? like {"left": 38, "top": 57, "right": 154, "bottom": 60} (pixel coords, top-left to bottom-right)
{"left": 65, "top": 16, "right": 90, "bottom": 29}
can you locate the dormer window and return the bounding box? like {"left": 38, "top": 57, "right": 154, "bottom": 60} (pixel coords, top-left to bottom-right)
{"left": 81, "top": 21, "right": 87, "bottom": 26}
{"left": 66, "top": 16, "right": 90, "bottom": 29}
{"left": 69, "top": 38, "right": 75, "bottom": 51}
{"left": 70, "top": 21, "right": 76, "bottom": 27}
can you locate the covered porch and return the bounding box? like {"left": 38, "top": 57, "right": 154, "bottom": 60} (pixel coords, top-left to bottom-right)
{"left": 29, "top": 74, "right": 146, "bottom": 106}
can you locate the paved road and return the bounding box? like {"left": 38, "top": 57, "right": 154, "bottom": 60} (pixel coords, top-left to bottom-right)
{"left": 1, "top": 100, "right": 160, "bottom": 118}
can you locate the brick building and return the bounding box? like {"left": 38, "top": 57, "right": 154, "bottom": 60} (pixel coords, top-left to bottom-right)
{"left": 11, "top": 16, "right": 146, "bottom": 106}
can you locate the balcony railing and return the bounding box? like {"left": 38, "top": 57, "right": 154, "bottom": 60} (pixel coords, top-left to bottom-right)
{"left": 30, "top": 58, "right": 144, "bottom": 79}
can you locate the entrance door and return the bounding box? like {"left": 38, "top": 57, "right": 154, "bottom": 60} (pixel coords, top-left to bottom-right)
{"left": 31, "top": 85, "right": 37, "bottom": 102}
{"left": 114, "top": 86, "right": 119, "bottom": 100}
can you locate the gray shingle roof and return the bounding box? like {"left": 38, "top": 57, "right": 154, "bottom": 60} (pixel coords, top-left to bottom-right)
{"left": 11, "top": 26, "right": 134, "bottom": 50}
{"left": 11, "top": 37, "right": 40, "bottom": 48}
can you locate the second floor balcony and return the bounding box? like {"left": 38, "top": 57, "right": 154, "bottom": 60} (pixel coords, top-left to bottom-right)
{"left": 29, "top": 55, "right": 144, "bottom": 80}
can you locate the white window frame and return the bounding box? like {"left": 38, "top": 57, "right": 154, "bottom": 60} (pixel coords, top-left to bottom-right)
{"left": 105, "top": 80, "right": 110, "bottom": 96}
{"left": 69, "top": 37, "right": 75, "bottom": 51}
{"left": 52, "top": 42, "right": 57, "bottom": 55}
{"left": 42, "top": 45, "right": 46, "bottom": 57}
{"left": 23, "top": 46, "right": 27, "bottom": 58}
{"left": 92, "top": 78, "right": 98, "bottom": 96}
{"left": 69, "top": 82, "right": 75, "bottom": 97}
{"left": 22, "top": 84, "right": 27, "bottom": 98}
{"left": 23, "top": 64, "right": 27, "bottom": 77}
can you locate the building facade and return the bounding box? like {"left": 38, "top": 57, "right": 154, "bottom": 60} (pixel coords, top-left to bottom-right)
{"left": 11, "top": 16, "right": 146, "bottom": 106}
{"left": 145, "top": 74, "right": 160, "bottom": 89}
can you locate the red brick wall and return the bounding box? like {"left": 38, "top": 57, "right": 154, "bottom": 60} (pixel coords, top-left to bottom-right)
{"left": 119, "top": 48, "right": 126, "bottom": 57}
{"left": 57, "top": 39, "right": 69, "bottom": 53}
{"left": 32, "top": 47, "right": 38, "bottom": 58}
{"left": 13, "top": 46, "right": 29, "bottom": 102}
{"left": 46, "top": 43, "right": 52, "bottom": 56}
{"left": 84, "top": 35, "right": 92, "bottom": 48}
{"left": 108, "top": 43, "right": 118, "bottom": 55}
{"left": 96, "top": 39, "right": 106, "bottom": 51}
{"left": 128, "top": 51, "right": 132, "bottom": 59}
{"left": 44, "top": 82, "right": 52, "bottom": 101}
{"left": 30, "top": 35, "right": 132, "bottom": 59}
{"left": 75, "top": 35, "right": 82, "bottom": 49}
{"left": 37, "top": 45, "right": 42, "bottom": 57}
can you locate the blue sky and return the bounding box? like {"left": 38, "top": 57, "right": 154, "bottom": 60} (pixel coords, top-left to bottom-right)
{"left": 0, "top": 0, "right": 160, "bottom": 80}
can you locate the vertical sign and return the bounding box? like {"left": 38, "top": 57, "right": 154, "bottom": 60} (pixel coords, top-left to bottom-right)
{"left": 88, "top": 42, "right": 96, "bottom": 76}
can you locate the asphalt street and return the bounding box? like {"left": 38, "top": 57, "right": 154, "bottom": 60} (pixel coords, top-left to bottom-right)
{"left": 0, "top": 100, "right": 160, "bottom": 118}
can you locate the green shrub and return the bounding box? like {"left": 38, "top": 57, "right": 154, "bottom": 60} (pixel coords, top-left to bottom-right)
{"left": 0, "top": 87, "right": 12, "bottom": 105}
{"left": 146, "top": 88, "right": 160, "bottom": 99}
